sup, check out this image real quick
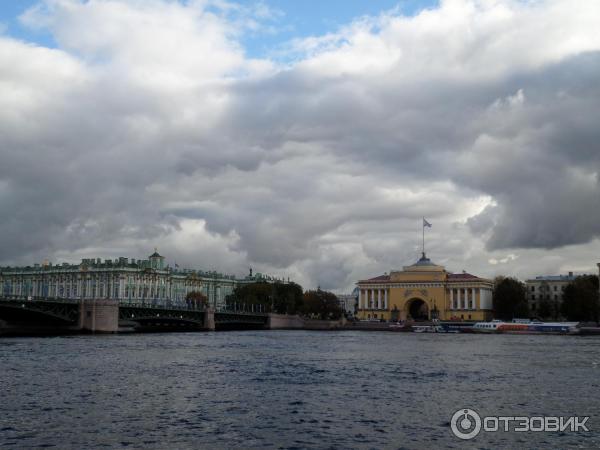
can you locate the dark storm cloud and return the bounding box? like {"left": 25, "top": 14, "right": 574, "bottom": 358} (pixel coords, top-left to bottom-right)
{"left": 462, "top": 52, "right": 600, "bottom": 249}
{"left": 1, "top": 0, "right": 600, "bottom": 289}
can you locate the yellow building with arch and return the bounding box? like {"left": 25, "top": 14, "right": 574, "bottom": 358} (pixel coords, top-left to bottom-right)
{"left": 356, "top": 253, "right": 494, "bottom": 322}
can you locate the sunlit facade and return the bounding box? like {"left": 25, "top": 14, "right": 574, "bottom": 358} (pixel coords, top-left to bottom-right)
{"left": 356, "top": 253, "right": 494, "bottom": 322}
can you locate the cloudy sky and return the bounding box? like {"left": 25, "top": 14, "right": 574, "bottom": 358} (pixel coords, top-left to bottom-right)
{"left": 1, "top": 0, "right": 599, "bottom": 292}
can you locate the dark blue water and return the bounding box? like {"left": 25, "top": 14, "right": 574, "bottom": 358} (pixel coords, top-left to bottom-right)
{"left": 1, "top": 331, "right": 599, "bottom": 449}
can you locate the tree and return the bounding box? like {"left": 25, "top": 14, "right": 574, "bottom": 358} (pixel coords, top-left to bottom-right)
{"left": 561, "top": 275, "right": 599, "bottom": 322}
{"left": 302, "top": 289, "right": 342, "bottom": 320}
{"left": 537, "top": 298, "right": 554, "bottom": 320}
{"left": 227, "top": 281, "right": 304, "bottom": 314}
{"left": 493, "top": 276, "right": 529, "bottom": 320}
{"left": 186, "top": 291, "right": 208, "bottom": 309}
{"left": 227, "top": 282, "right": 271, "bottom": 311}
{"left": 272, "top": 282, "right": 304, "bottom": 314}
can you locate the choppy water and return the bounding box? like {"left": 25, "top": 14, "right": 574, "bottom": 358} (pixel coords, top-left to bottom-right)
{"left": 1, "top": 331, "right": 599, "bottom": 449}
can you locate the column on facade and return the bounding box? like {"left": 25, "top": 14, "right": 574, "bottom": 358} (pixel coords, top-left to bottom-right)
{"left": 377, "top": 289, "right": 382, "bottom": 309}
{"left": 384, "top": 289, "right": 388, "bottom": 310}
{"left": 472, "top": 288, "right": 478, "bottom": 309}
{"left": 450, "top": 288, "right": 454, "bottom": 310}
{"left": 457, "top": 288, "right": 462, "bottom": 310}
{"left": 119, "top": 276, "right": 124, "bottom": 301}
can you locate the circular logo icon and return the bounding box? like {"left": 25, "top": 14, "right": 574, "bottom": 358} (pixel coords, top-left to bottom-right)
{"left": 451, "top": 408, "right": 482, "bottom": 440}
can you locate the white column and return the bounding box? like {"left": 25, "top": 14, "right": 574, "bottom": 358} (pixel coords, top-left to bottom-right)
{"left": 450, "top": 289, "right": 454, "bottom": 310}
{"left": 472, "top": 288, "right": 478, "bottom": 309}
{"left": 384, "top": 289, "right": 388, "bottom": 309}
{"left": 360, "top": 289, "right": 364, "bottom": 310}
{"left": 369, "top": 289, "right": 373, "bottom": 309}
{"left": 462, "top": 288, "right": 466, "bottom": 309}
{"left": 457, "top": 288, "right": 462, "bottom": 309}
{"left": 377, "top": 289, "right": 382, "bottom": 309}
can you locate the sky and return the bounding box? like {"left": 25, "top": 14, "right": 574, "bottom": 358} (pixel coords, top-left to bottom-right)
{"left": 1, "top": 0, "right": 600, "bottom": 292}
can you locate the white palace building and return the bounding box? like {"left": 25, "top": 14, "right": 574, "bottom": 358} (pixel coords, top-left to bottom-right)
{"left": 0, "top": 250, "right": 283, "bottom": 310}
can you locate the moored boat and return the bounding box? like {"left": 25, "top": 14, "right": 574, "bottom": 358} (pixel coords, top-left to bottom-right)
{"left": 389, "top": 321, "right": 413, "bottom": 332}
{"left": 412, "top": 325, "right": 445, "bottom": 333}
{"left": 472, "top": 319, "right": 579, "bottom": 334}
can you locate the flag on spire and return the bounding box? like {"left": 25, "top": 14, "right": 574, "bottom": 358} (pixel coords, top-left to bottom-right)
{"left": 423, "top": 218, "right": 432, "bottom": 228}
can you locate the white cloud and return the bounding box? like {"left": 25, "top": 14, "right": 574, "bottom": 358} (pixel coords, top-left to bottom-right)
{"left": 1, "top": 0, "right": 600, "bottom": 291}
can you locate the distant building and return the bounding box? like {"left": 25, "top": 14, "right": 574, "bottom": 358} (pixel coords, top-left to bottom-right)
{"left": 525, "top": 272, "right": 577, "bottom": 314}
{"left": 356, "top": 253, "right": 494, "bottom": 322}
{"left": 0, "top": 251, "right": 286, "bottom": 310}
{"left": 337, "top": 288, "right": 358, "bottom": 316}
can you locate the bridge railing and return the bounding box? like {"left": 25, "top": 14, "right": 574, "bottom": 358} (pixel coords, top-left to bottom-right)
{"left": 1, "top": 296, "right": 268, "bottom": 316}
{"left": 217, "top": 305, "right": 268, "bottom": 316}
{"left": 0, "top": 296, "right": 205, "bottom": 311}
{"left": 0, "top": 296, "right": 80, "bottom": 304}
{"left": 120, "top": 301, "right": 206, "bottom": 312}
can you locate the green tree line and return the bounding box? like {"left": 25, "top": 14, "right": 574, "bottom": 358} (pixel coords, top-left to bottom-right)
{"left": 225, "top": 282, "right": 343, "bottom": 319}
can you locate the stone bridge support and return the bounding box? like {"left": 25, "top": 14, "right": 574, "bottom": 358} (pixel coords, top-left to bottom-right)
{"left": 78, "top": 299, "right": 119, "bottom": 333}
{"left": 203, "top": 308, "right": 215, "bottom": 331}
{"left": 267, "top": 313, "right": 305, "bottom": 329}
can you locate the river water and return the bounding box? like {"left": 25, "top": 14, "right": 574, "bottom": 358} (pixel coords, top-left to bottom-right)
{"left": 1, "top": 331, "right": 599, "bottom": 449}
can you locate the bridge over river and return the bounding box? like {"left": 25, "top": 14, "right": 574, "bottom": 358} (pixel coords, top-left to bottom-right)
{"left": 0, "top": 297, "right": 276, "bottom": 335}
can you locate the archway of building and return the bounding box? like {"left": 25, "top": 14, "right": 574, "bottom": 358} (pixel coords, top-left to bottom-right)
{"left": 406, "top": 298, "right": 429, "bottom": 321}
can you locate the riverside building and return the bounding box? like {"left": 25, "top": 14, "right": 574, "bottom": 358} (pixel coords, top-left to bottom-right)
{"left": 356, "top": 253, "right": 494, "bottom": 322}
{"left": 0, "top": 251, "right": 285, "bottom": 310}
{"left": 525, "top": 272, "right": 576, "bottom": 314}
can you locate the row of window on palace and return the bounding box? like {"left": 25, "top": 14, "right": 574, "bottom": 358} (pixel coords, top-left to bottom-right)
{"left": 530, "top": 285, "right": 565, "bottom": 292}
{"left": 3, "top": 284, "right": 197, "bottom": 298}
{"left": 361, "top": 299, "right": 478, "bottom": 310}
{"left": 530, "top": 294, "right": 561, "bottom": 301}
{"left": 365, "top": 313, "right": 477, "bottom": 320}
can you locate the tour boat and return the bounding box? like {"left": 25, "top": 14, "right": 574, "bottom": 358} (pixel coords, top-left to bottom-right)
{"left": 472, "top": 319, "right": 579, "bottom": 334}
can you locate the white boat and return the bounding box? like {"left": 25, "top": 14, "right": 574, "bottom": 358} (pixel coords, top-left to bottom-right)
{"left": 472, "top": 319, "right": 579, "bottom": 334}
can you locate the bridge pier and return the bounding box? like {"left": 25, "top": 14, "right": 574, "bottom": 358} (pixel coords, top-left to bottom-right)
{"left": 267, "top": 313, "right": 305, "bottom": 329}
{"left": 78, "top": 299, "right": 119, "bottom": 333}
{"left": 203, "top": 308, "right": 215, "bottom": 331}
